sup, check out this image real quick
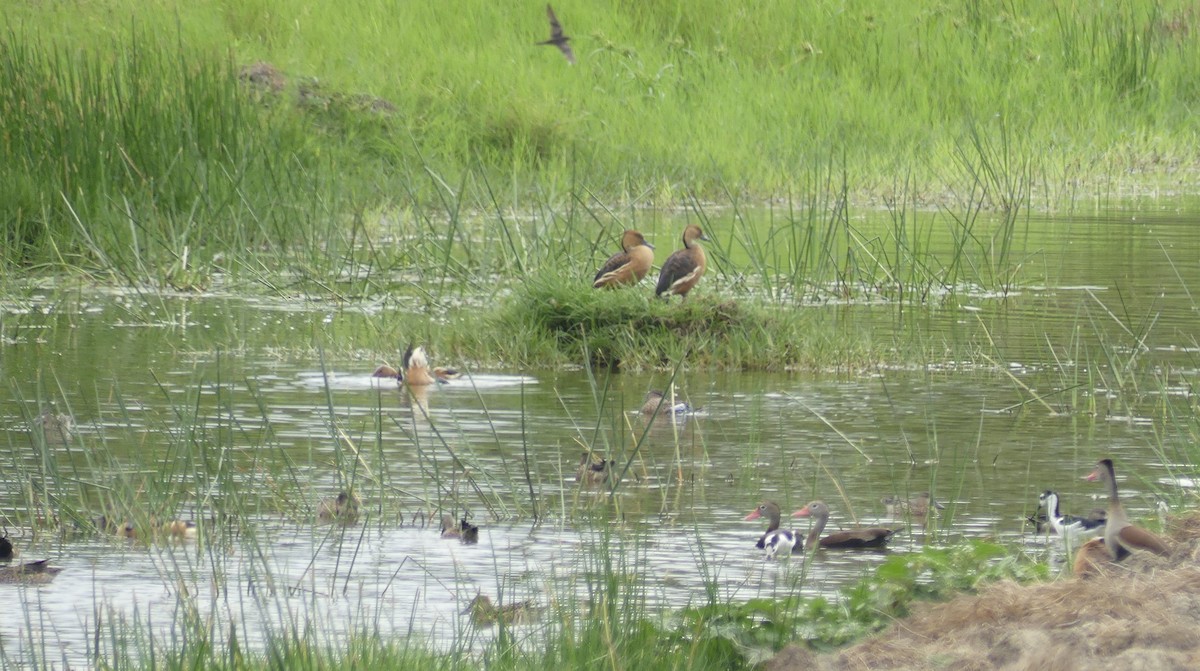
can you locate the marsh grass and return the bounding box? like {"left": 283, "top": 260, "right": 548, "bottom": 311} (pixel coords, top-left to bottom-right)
{"left": 5, "top": 0, "right": 1200, "bottom": 280}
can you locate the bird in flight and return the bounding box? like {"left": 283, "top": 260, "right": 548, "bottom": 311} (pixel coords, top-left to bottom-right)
{"left": 538, "top": 4, "right": 575, "bottom": 64}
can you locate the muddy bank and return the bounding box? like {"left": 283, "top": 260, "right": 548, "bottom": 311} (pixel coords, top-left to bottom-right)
{"left": 767, "top": 513, "right": 1200, "bottom": 671}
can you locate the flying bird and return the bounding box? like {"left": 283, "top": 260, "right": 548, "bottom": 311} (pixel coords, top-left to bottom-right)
{"left": 538, "top": 4, "right": 575, "bottom": 64}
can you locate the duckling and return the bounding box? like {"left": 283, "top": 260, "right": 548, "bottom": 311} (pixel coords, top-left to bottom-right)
{"left": 317, "top": 491, "right": 361, "bottom": 525}
{"left": 462, "top": 594, "right": 541, "bottom": 626}
{"left": 0, "top": 559, "right": 63, "bottom": 585}
{"left": 640, "top": 390, "right": 692, "bottom": 416}
{"left": 655, "top": 224, "right": 709, "bottom": 299}
{"left": 593, "top": 229, "right": 655, "bottom": 289}
{"left": 576, "top": 451, "right": 611, "bottom": 484}
{"left": 402, "top": 345, "right": 460, "bottom": 386}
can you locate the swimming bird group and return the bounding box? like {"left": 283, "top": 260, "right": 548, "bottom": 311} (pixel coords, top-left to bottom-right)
{"left": 745, "top": 500, "right": 901, "bottom": 559}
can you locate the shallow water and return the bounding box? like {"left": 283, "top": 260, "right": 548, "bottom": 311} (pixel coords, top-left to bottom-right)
{"left": 2, "top": 206, "right": 1200, "bottom": 666}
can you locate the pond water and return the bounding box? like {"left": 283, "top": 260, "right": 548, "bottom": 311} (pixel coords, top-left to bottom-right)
{"left": 2, "top": 205, "right": 1200, "bottom": 666}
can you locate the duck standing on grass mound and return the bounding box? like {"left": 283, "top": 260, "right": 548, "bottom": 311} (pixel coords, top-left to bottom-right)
{"left": 655, "top": 224, "right": 709, "bottom": 300}
{"left": 593, "top": 229, "right": 655, "bottom": 289}
{"left": 792, "top": 500, "right": 899, "bottom": 550}
{"left": 1084, "top": 458, "right": 1171, "bottom": 559}
{"left": 744, "top": 501, "right": 798, "bottom": 559}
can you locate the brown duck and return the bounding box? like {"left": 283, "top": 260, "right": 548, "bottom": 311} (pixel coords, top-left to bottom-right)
{"left": 576, "top": 451, "right": 611, "bottom": 484}
{"left": 373, "top": 345, "right": 460, "bottom": 385}
{"left": 655, "top": 224, "right": 709, "bottom": 299}
{"left": 1084, "top": 458, "right": 1170, "bottom": 559}
{"left": 593, "top": 229, "right": 655, "bottom": 289}
{"left": 0, "top": 558, "right": 63, "bottom": 585}
{"left": 792, "top": 500, "right": 898, "bottom": 550}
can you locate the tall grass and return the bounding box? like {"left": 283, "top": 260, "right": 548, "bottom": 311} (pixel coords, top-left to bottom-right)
{"left": 3, "top": 0, "right": 1200, "bottom": 277}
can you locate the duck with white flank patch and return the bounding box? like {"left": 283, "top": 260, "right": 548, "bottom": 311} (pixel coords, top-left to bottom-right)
{"left": 744, "top": 501, "right": 798, "bottom": 559}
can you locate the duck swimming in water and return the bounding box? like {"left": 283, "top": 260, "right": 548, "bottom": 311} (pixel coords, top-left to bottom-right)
{"left": 792, "top": 500, "right": 899, "bottom": 550}
{"left": 744, "top": 501, "right": 798, "bottom": 559}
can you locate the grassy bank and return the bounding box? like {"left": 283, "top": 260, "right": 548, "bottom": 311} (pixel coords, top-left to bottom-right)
{"left": 2, "top": 0, "right": 1200, "bottom": 276}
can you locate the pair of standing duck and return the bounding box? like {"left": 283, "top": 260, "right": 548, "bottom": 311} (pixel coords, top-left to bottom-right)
{"left": 745, "top": 500, "right": 898, "bottom": 559}
{"left": 593, "top": 225, "right": 709, "bottom": 299}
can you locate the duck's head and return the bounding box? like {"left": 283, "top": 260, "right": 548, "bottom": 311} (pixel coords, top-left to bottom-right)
{"left": 681, "top": 224, "right": 709, "bottom": 247}
{"left": 621, "top": 229, "right": 654, "bottom": 251}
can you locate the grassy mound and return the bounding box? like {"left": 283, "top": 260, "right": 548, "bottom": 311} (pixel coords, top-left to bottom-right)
{"left": 486, "top": 277, "right": 868, "bottom": 371}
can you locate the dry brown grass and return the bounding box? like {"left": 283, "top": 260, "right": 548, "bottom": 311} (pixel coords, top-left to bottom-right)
{"left": 765, "top": 511, "right": 1200, "bottom": 671}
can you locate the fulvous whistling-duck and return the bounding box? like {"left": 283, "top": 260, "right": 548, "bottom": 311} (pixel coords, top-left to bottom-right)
{"left": 655, "top": 224, "right": 709, "bottom": 299}
{"left": 593, "top": 229, "right": 655, "bottom": 289}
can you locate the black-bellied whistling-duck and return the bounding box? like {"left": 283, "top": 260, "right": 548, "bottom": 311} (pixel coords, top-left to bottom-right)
{"left": 1084, "top": 458, "right": 1170, "bottom": 559}
{"left": 881, "top": 492, "right": 944, "bottom": 518}
{"left": 537, "top": 5, "right": 575, "bottom": 65}
{"left": 640, "top": 390, "right": 692, "bottom": 416}
{"left": 317, "top": 491, "right": 361, "bottom": 525}
{"left": 576, "top": 451, "right": 610, "bottom": 484}
{"left": 792, "top": 500, "right": 899, "bottom": 550}
{"left": 594, "top": 230, "right": 655, "bottom": 289}
{"left": 463, "top": 593, "right": 542, "bottom": 626}
{"left": 1038, "top": 490, "right": 1105, "bottom": 543}
{"left": 744, "top": 501, "right": 798, "bottom": 559}
{"left": 0, "top": 558, "right": 63, "bottom": 584}
{"left": 1072, "top": 537, "right": 1132, "bottom": 578}
{"left": 655, "top": 224, "right": 709, "bottom": 299}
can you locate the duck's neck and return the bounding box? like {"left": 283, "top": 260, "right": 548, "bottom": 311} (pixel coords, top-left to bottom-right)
{"left": 764, "top": 511, "right": 782, "bottom": 533}
{"left": 804, "top": 511, "right": 829, "bottom": 549}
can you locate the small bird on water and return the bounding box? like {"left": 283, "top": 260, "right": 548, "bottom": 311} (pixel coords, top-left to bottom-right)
{"left": 538, "top": 4, "right": 575, "bottom": 64}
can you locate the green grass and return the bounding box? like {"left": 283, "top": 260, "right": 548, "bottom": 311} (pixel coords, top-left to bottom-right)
{"left": 3, "top": 0, "right": 1200, "bottom": 278}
